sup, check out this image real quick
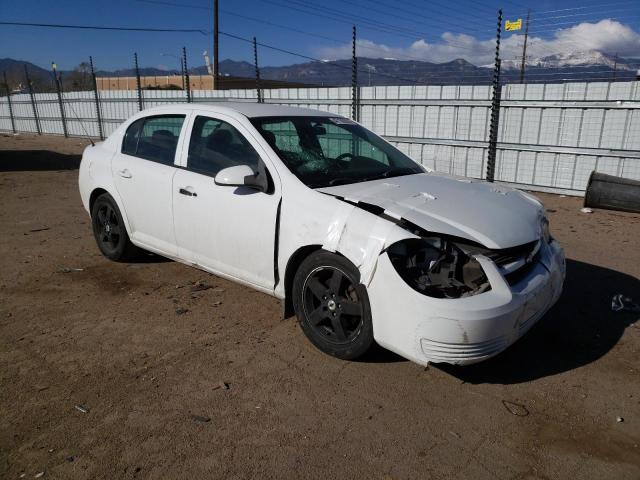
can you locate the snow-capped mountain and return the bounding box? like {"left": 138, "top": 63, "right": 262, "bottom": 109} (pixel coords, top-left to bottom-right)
{"left": 501, "top": 50, "right": 635, "bottom": 71}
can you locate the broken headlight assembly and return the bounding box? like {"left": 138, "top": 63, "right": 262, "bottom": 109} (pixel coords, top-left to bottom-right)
{"left": 387, "top": 238, "right": 491, "bottom": 299}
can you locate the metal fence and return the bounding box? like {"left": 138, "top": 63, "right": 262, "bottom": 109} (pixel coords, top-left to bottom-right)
{"left": 1, "top": 81, "right": 639, "bottom": 195}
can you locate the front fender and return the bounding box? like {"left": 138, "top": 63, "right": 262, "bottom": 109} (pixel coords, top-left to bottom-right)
{"left": 276, "top": 186, "right": 418, "bottom": 298}
{"left": 320, "top": 202, "right": 418, "bottom": 285}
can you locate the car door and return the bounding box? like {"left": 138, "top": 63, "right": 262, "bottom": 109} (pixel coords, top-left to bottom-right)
{"left": 111, "top": 114, "right": 187, "bottom": 256}
{"left": 172, "top": 114, "right": 281, "bottom": 291}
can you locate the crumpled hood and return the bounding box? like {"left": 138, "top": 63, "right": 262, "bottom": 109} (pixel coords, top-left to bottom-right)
{"left": 317, "top": 173, "right": 544, "bottom": 249}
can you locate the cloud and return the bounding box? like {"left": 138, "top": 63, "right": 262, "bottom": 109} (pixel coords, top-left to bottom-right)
{"left": 315, "top": 20, "right": 640, "bottom": 65}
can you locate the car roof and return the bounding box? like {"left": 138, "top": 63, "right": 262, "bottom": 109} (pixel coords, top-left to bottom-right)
{"left": 139, "top": 102, "right": 337, "bottom": 119}
{"left": 204, "top": 102, "right": 335, "bottom": 118}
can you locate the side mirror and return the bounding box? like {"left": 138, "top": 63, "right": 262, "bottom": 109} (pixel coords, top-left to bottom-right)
{"left": 214, "top": 164, "right": 265, "bottom": 192}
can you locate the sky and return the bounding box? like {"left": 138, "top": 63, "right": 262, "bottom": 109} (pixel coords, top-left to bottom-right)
{"left": 1, "top": 0, "right": 639, "bottom": 71}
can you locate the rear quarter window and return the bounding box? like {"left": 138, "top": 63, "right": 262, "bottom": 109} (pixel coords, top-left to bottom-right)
{"left": 122, "top": 118, "right": 143, "bottom": 156}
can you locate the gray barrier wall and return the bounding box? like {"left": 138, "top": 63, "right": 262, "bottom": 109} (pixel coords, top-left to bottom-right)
{"left": 1, "top": 81, "right": 639, "bottom": 195}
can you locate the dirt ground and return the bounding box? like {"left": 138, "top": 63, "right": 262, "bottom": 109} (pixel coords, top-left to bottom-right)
{"left": 0, "top": 133, "right": 639, "bottom": 480}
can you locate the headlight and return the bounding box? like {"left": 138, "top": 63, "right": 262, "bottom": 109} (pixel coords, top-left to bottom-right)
{"left": 387, "top": 238, "right": 490, "bottom": 299}
{"left": 541, "top": 216, "right": 551, "bottom": 244}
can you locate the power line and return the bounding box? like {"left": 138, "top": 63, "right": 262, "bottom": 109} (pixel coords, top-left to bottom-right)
{"left": 135, "top": 0, "right": 209, "bottom": 9}
{"left": 137, "top": 0, "right": 351, "bottom": 45}
{"left": 133, "top": 0, "right": 638, "bottom": 76}
{"left": 527, "top": 17, "right": 640, "bottom": 35}
{"left": 528, "top": 13, "right": 640, "bottom": 30}
{"left": 3, "top": 19, "right": 621, "bottom": 83}
{"left": 137, "top": 0, "right": 501, "bottom": 34}
{"left": 265, "top": 0, "right": 442, "bottom": 40}
{"left": 220, "top": 32, "right": 629, "bottom": 84}
{"left": 0, "top": 21, "right": 208, "bottom": 34}
{"left": 510, "top": 1, "right": 640, "bottom": 17}
{"left": 219, "top": 30, "right": 426, "bottom": 84}
{"left": 528, "top": 7, "right": 640, "bottom": 22}
{"left": 345, "top": 0, "right": 495, "bottom": 34}
{"left": 137, "top": 0, "right": 428, "bottom": 45}
{"left": 205, "top": 8, "right": 500, "bottom": 70}
{"left": 392, "top": 0, "right": 503, "bottom": 23}
{"left": 290, "top": 0, "right": 490, "bottom": 39}
{"left": 137, "top": 0, "right": 499, "bottom": 59}
{"left": 262, "top": 0, "right": 498, "bottom": 53}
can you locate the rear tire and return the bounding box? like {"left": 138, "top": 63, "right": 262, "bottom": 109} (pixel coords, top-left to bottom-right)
{"left": 91, "top": 193, "right": 138, "bottom": 261}
{"left": 292, "top": 250, "right": 374, "bottom": 360}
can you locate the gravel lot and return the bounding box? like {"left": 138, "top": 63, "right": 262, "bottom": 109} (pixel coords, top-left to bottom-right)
{"left": 1, "top": 133, "right": 639, "bottom": 479}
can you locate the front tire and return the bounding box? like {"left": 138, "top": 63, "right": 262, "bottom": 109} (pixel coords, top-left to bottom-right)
{"left": 91, "top": 193, "right": 138, "bottom": 261}
{"left": 292, "top": 251, "right": 374, "bottom": 360}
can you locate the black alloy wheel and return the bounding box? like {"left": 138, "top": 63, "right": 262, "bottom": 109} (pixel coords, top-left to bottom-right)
{"left": 96, "top": 202, "right": 122, "bottom": 254}
{"left": 303, "top": 266, "right": 364, "bottom": 344}
{"left": 293, "top": 251, "right": 374, "bottom": 359}
{"left": 91, "top": 193, "right": 138, "bottom": 261}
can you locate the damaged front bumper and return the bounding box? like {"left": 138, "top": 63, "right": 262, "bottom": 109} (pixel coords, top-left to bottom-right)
{"left": 368, "top": 239, "right": 566, "bottom": 366}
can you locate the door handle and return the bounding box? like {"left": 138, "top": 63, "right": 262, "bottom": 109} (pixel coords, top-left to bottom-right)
{"left": 118, "top": 168, "right": 132, "bottom": 179}
{"left": 179, "top": 187, "right": 197, "bottom": 197}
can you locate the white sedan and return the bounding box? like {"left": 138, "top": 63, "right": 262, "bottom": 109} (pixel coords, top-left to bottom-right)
{"left": 79, "top": 102, "right": 565, "bottom": 365}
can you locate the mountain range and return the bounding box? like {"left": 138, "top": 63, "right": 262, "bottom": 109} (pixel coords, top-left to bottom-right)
{"left": 500, "top": 50, "right": 636, "bottom": 71}
{"left": 2, "top": 50, "right": 637, "bottom": 92}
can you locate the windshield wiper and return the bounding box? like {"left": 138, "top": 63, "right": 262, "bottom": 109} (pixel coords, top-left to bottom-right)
{"left": 310, "top": 168, "right": 420, "bottom": 189}
{"left": 327, "top": 177, "right": 357, "bottom": 186}
{"left": 306, "top": 177, "right": 355, "bottom": 188}
{"left": 361, "top": 167, "right": 420, "bottom": 183}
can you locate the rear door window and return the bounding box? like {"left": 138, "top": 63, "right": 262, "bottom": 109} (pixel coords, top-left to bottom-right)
{"left": 121, "top": 115, "right": 185, "bottom": 165}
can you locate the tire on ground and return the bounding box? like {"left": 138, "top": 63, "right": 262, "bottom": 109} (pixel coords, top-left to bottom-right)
{"left": 91, "top": 192, "right": 139, "bottom": 262}
{"left": 292, "top": 250, "right": 374, "bottom": 360}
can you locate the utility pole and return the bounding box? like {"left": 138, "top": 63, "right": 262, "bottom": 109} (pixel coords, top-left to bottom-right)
{"left": 213, "top": 0, "right": 219, "bottom": 89}
{"left": 612, "top": 53, "right": 618, "bottom": 81}
{"left": 519, "top": 9, "right": 530, "bottom": 84}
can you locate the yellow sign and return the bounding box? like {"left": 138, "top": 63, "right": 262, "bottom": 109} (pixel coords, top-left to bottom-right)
{"left": 505, "top": 19, "right": 522, "bottom": 31}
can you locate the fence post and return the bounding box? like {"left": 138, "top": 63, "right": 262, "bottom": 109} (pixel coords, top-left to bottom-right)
{"left": 24, "top": 65, "right": 41, "bottom": 135}
{"left": 182, "top": 47, "right": 191, "bottom": 103}
{"left": 3, "top": 72, "right": 16, "bottom": 134}
{"left": 134, "top": 53, "right": 143, "bottom": 111}
{"left": 486, "top": 9, "right": 503, "bottom": 183}
{"left": 51, "top": 62, "right": 68, "bottom": 137}
{"left": 89, "top": 56, "right": 104, "bottom": 140}
{"left": 351, "top": 25, "right": 359, "bottom": 122}
{"left": 253, "top": 37, "right": 262, "bottom": 103}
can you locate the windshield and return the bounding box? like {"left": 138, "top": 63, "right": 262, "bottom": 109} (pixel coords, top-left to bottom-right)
{"left": 250, "top": 116, "right": 424, "bottom": 188}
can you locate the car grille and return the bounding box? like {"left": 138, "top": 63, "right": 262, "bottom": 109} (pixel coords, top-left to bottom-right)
{"left": 483, "top": 240, "right": 541, "bottom": 286}
{"left": 483, "top": 240, "right": 539, "bottom": 267}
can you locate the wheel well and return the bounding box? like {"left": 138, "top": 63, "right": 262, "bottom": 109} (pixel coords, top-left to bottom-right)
{"left": 283, "top": 245, "right": 323, "bottom": 318}
{"left": 89, "top": 188, "right": 108, "bottom": 213}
